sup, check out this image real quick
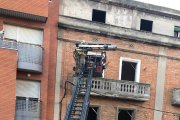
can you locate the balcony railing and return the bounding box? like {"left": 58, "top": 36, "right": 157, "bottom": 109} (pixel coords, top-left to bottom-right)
{"left": 17, "top": 42, "right": 43, "bottom": 73}
{"left": 72, "top": 77, "right": 151, "bottom": 101}
{"left": 171, "top": 88, "right": 180, "bottom": 105}
{"left": 15, "top": 98, "right": 41, "bottom": 120}
{"left": 0, "top": 39, "right": 17, "bottom": 49}
{"left": 0, "top": 39, "right": 43, "bottom": 73}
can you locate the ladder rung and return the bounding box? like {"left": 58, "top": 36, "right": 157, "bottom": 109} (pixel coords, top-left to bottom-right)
{"left": 72, "top": 110, "right": 82, "bottom": 112}
{"left": 71, "top": 114, "right": 81, "bottom": 116}
{"left": 73, "top": 105, "right": 83, "bottom": 108}
{"left": 79, "top": 87, "right": 87, "bottom": 89}
{"left": 71, "top": 118, "right": 80, "bottom": 120}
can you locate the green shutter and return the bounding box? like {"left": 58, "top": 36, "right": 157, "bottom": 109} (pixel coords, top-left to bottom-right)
{"left": 174, "top": 27, "right": 180, "bottom": 32}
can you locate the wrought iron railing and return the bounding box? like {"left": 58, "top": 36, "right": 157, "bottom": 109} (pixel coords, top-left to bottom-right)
{"left": 15, "top": 97, "right": 42, "bottom": 120}
{"left": 73, "top": 77, "right": 151, "bottom": 101}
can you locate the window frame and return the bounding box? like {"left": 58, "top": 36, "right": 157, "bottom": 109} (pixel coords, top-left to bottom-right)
{"left": 174, "top": 26, "right": 180, "bottom": 38}
{"left": 92, "top": 9, "right": 106, "bottom": 23}
{"left": 119, "top": 57, "right": 141, "bottom": 82}
{"left": 140, "top": 19, "right": 153, "bottom": 32}
{"left": 3, "top": 23, "right": 43, "bottom": 46}
{"left": 88, "top": 104, "right": 101, "bottom": 120}
{"left": 116, "top": 106, "right": 137, "bottom": 120}
{"left": 88, "top": 52, "right": 105, "bottom": 78}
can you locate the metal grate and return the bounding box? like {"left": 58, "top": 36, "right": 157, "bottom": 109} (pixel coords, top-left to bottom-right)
{"left": 15, "top": 97, "right": 41, "bottom": 120}
{"left": 18, "top": 43, "right": 43, "bottom": 65}
{"left": 0, "top": 39, "right": 17, "bottom": 49}
{"left": 16, "top": 97, "right": 26, "bottom": 111}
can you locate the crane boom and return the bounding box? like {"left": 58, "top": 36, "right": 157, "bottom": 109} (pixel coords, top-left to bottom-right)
{"left": 64, "top": 42, "right": 116, "bottom": 120}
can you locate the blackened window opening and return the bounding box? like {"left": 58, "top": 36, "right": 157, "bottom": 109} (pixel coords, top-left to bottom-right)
{"left": 121, "top": 61, "right": 137, "bottom": 81}
{"left": 140, "top": 19, "right": 153, "bottom": 32}
{"left": 92, "top": 9, "right": 106, "bottom": 23}
{"left": 118, "top": 110, "right": 133, "bottom": 120}
{"left": 87, "top": 107, "right": 98, "bottom": 120}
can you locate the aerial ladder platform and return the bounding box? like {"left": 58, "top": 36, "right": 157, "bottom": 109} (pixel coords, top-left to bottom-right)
{"left": 64, "top": 42, "right": 117, "bottom": 120}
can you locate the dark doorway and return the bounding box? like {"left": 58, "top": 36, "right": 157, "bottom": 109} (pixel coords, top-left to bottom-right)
{"left": 87, "top": 107, "right": 98, "bottom": 120}
{"left": 118, "top": 110, "right": 133, "bottom": 120}
{"left": 121, "top": 61, "right": 137, "bottom": 81}
{"left": 92, "top": 9, "right": 106, "bottom": 23}
{"left": 140, "top": 19, "right": 153, "bottom": 32}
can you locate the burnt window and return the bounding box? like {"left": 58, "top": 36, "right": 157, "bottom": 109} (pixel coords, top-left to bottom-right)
{"left": 87, "top": 107, "right": 99, "bottom": 120}
{"left": 118, "top": 109, "right": 134, "bottom": 120}
{"left": 140, "top": 19, "right": 153, "bottom": 32}
{"left": 92, "top": 9, "right": 106, "bottom": 23}
{"left": 121, "top": 61, "right": 137, "bottom": 81}
{"left": 120, "top": 58, "right": 141, "bottom": 82}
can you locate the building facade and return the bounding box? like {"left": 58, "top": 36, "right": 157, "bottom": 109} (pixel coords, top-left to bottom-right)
{"left": 0, "top": 0, "right": 59, "bottom": 120}
{"left": 57, "top": 0, "right": 180, "bottom": 120}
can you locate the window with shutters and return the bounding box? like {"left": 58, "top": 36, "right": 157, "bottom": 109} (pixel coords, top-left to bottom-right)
{"left": 174, "top": 26, "right": 180, "bottom": 38}
{"left": 3, "top": 24, "right": 43, "bottom": 46}
{"left": 15, "top": 80, "right": 41, "bottom": 120}
{"left": 16, "top": 79, "right": 41, "bottom": 99}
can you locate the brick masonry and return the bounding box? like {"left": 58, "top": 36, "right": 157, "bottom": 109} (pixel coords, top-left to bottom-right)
{"left": 60, "top": 29, "right": 180, "bottom": 120}
{"left": 0, "top": 0, "right": 48, "bottom": 17}
{"left": 0, "top": 0, "right": 59, "bottom": 119}
{"left": 0, "top": 48, "right": 17, "bottom": 120}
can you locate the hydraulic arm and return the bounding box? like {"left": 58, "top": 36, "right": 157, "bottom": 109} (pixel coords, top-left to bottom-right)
{"left": 64, "top": 42, "right": 116, "bottom": 120}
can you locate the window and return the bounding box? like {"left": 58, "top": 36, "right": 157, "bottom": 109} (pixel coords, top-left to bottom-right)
{"left": 87, "top": 52, "right": 105, "bottom": 78}
{"left": 140, "top": 19, "right": 153, "bottom": 32}
{"left": 16, "top": 79, "right": 41, "bottom": 99}
{"left": 92, "top": 9, "right": 106, "bottom": 23}
{"left": 87, "top": 106, "right": 100, "bottom": 120}
{"left": 3, "top": 24, "right": 43, "bottom": 45}
{"left": 174, "top": 26, "right": 180, "bottom": 38}
{"left": 117, "top": 109, "right": 136, "bottom": 120}
{"left": 119, "top": 57, "right": 141, "bottom": 82}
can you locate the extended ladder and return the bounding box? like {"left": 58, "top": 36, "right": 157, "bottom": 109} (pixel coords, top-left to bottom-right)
{"left": 64, "top": 42, "right": 116, "bottom": 120}
{"left": 64, "top": 60, "right": 94, "bottom": 120}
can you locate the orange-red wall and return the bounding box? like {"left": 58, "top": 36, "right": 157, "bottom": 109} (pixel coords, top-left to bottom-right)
{"left": 0, "top": 48, "right": 17, "bottom": 120}
{"left": 0, "top": 0, "right": 49, "bottom": 17}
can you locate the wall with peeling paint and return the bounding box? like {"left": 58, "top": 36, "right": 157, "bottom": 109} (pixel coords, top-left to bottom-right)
{"left": 59, "top": 0, "right": 133, "bottom": 28}
{"left": 59, "top": 0, "right": 180, "bottom": 37}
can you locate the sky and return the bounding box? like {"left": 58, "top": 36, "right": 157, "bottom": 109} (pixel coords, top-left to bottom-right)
{"left": 135, "top": 0, "right": 180, "bottom": 11}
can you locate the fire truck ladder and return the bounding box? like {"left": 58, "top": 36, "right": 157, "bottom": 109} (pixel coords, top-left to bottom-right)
{"left": 64, "top": 43, "right": 116, "bottom": 120}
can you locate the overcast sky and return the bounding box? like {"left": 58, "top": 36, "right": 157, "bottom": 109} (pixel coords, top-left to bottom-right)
{"left": 135, "top": 0, "right": 180, "bottom": 11}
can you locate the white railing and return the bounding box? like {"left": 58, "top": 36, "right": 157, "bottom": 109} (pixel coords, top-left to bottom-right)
{"left": 73, "top": 77, "right": 150, "bottom": 101}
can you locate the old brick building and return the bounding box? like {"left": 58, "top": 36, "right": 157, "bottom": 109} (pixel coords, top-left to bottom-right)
{"left": 0, "top": 0, "right": 59, "bottom": 120}
{"left": 57, "top": 0, "right": 180, "bottom": 120}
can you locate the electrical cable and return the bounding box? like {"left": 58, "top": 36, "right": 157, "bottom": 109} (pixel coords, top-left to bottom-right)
{"left": 59, "top": 79, "right": 75, "bottom": 120}
{"left": 90, "top": 91, "right": 179, "bottom": 116}
{"left": 60, "top": 42, "right": 179, "bottom": 117}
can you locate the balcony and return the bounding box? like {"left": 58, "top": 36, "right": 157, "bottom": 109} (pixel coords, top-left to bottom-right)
{"left": 72, "top": 77, "right": 151, "bottom": 101}
{"left": 0, "top": 40, "right": 43, "bottom": 73}
{"left": 171, "top": 88, "right": 180, "bottom": 105}
{"left": 15, "top": 97, "right": 42, "bottom": 120}
{"left": 17, "top": 42, "right": 43, "bottom": 73}
{"left": 0, "top": 39, "right": 17, "bottom": 49}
